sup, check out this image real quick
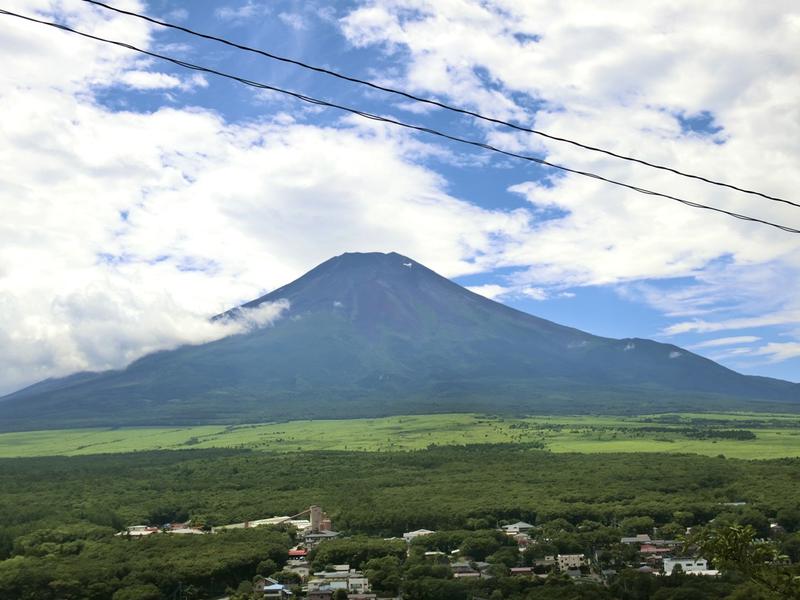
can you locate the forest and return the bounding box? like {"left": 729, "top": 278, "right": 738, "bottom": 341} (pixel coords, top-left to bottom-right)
{"left": 2, "top": 445, "right": 800, "bottom": 598}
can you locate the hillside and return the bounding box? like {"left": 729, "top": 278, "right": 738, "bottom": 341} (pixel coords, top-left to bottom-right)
{"left": 0, "top": 252, "right": 797, "bottom": 430}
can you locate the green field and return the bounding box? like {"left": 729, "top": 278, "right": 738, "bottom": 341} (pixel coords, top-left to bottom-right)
{"left": 1, "top": 411, "right": 799, "bottom": 459}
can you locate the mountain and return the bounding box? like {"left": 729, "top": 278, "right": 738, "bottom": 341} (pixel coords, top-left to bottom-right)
{"left": 1, "top": 252, "right": 797, "bottom": 431}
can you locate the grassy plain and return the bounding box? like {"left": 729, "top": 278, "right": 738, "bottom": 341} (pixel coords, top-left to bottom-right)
{"left": 1, "top": 411, "right": 799, "bottom": 459}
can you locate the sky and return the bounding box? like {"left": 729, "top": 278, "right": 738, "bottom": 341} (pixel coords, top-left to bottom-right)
{"left": 0, "top": 0, "right": 799, "bottom": 395}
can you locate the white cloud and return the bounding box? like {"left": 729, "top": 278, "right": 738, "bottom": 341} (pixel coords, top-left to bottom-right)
{"left": 663, "top": 312, "right": 800, "bottom": 335}
{"left": 466, "top": 284, "right": 510, "bottom": 299}
{"left": 225, "top": 300, "right": 291, "bottom": 331}
{"left": 752, "top": 342, "right": 800, "bottom": 362}
{"left": 520, "top": 286, "right": 548, "bottom": 301}
{"left": 689, "top": 336, "right": 762, "bottom": 349}
{"left": 119, "top": 70, "right": 182, "bottom": 90}
{"left": 215, "top": 1, "right": 269, "bottom": 22}
{"left": 164, "top": 8, "right": 188, "bottom": 21}
{"left": 278, "top": 12, "right": 307, "bottom": 30}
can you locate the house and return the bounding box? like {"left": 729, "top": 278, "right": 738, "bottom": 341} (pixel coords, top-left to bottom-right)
{"left": 557, "top": 554, "right": 585, "bottom": 571}
{"left": 168, "top": 527, "right": 205, "bottom": 535}
{"left": 621, "top": 534, "right": 651, "bottom": 544}
{"left": 286, "top": 562, "right": 310, "bottom": 580}
{"left": 640, "top": 544, "right": 671, "bottom": 555}
{"left": 307, "top": 566, "right": 371, "bottom": 594}
{"left": 118, "top": 525, "right": 159, "bottom": 537}
{"left": 663, "top": 557, "right": 718, "bottom": 576}
{"left": 771, "top": 522, "right": 787, "bottom": 537}
{"left": 288, "top": 549, "right": 308, "bottom": 561}
{"left": 403, "top": 528, "right": 435, "bottom": 542}
{"left": 510, "top": 567, "right": 533, "bottom": 576}
{"left": 513, "top": 533, "right": 532, "bottom": 547}
{"left": 451, "top": 560, "right": 481, "bottom": 578}
{"left": 304, "top": 530, "right": 341, "bottom": 548}
{"left": 451, "top": 560, "right": 477, "bottom": 574}
{"left": 306, "top": 591, "right": 332, "bottom": 600}
{"left": 502, "top": 521, "right": 534, "bottom": 535}
{"left": 253, "top": 576, "right": 292, "bottom": 599}
{"left": 533, "top": 556, "right": 556, "bottom": 573}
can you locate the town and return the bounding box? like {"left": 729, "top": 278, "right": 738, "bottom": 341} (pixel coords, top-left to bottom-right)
{"left": 117, "top": 503, "right": 782, "bottom": 599}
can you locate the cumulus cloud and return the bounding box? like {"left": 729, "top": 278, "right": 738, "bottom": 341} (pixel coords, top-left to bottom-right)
{"left": 222, "top": 300, "right": 292, "bottom": 332}
{"left": 466, "top": 284, "right": 510, "bottom": 300}
{"left": 117, "top": 70, "right": 207, "bottom": 91}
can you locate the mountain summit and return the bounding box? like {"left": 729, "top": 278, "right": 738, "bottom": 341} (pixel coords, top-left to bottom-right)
{"left": 1, "top": 252, "right": 797, "bottom": 430}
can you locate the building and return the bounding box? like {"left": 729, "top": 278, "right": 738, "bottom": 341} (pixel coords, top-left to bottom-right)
{"left": 307, "top": 566, "right": 371, "bottom": 595}
{"left": 253, "top": 576, "right": 292, "bottom": 599}
{"left": 304, "top": 529, "right": 341, "bottom": 548}
{"left": 663, "top": 557, "right": 718, "bottom": 576}
{"left": 557, "top": 554, "right": 585, "bottom": 571}
{"left": 502, "top": 521, "right": 534, "bottom": 535}
{"left": 621, "top": 534, "right": 651, "bottom": 544}
{"left": 451, "top": 560, "right": 481, "bottom": 578}
{"left": 640, "top": 544, "right": 671, "bottom": 555}
{"left": 403, "top": 528, "right": 435, "bottom": 542}
{"left": 288, "top": 549, "right": 308, "bottom": 561}
{"left": 117, "top": 525, "right": 159, "bottom": 537}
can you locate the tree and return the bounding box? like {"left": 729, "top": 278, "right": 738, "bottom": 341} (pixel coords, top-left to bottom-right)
{"left": 619, "top": 516, "right": 654, "bottom": 536}
{"left": 673, "top": 511, "right": 695, "bottom": 527}
{"left": 487, "top": 547, "right": 521, "bottom": 568}
{"left": 364, "top": 555, "right": 403, "bottom": 594}
{"left": 112, "top": 584, "right": 161, "bottom": 600}
{"left": 777, "top": 507, "right": 800, "bottom": 533}
{"left": 689, "top": 524, "right": 800, "bottom": 599}
{"left": 256, "top": 559, "right": 278, "bottom": 576}
{"left": 657, "top": 522, "right": 685, "bottom": 539}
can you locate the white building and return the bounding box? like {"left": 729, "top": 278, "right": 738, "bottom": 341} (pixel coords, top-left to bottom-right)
{"left": 557, "top": 554, "right": 585, "bottom": 571}
{"left": 307, "top": 566, "right": 371, "bottom": 594}
{"left": 403, "top": 528, "right": 435, "bottom": 542}
{"left": 663, "top": 557, "right": 718, "bottom": 576}
{"left": 117, "top": 525, "right": 159, "bottom": 537}
{"left": 502, "top": 521, "right": 535, "bottom": 535}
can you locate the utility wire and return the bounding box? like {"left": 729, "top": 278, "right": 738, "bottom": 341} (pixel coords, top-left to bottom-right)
{"left": 1, "top": 7, "right": 799, "bottom": 235}
{"left": 81, "top": 0, "right": 800, "bottom": 210}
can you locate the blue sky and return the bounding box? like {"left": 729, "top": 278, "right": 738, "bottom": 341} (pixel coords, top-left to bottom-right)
{"left": 0, "top": 0, "right": 798, "bottom": 393}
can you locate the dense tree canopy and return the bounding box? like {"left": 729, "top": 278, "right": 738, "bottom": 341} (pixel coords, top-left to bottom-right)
{"left": 2, "top": 445, "right": 800, "bottom": 598}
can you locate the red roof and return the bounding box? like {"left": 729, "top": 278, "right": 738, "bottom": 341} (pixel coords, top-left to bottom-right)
{"left": 289, "top": 549, "right": 308, "bottom": 556}
{"left": 640, "top": 544, "right": 670, "bottom": 553}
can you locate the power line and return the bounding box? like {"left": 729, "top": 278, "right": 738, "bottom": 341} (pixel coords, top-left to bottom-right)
{"left": 1, "top": 7, "right": 799, "bottom": 235}
{"left": 81, "top": 0, "right": 800, "bottom": 211}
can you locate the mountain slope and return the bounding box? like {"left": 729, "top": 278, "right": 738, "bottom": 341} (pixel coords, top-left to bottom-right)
{"left": 1, "top": 252, "right": 797, "bottom": 430}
